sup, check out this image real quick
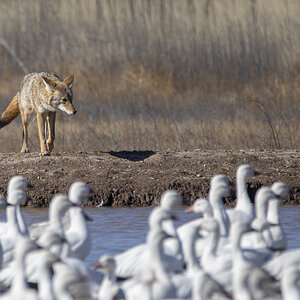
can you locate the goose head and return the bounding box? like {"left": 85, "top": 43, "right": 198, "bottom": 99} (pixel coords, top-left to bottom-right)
{"left": 160, "top": 190, "right": 183, "bottom": 210}
{"left": 148, "top": 208, "right": 177, "bottom": 229}
{"left": 7, "top": 189, "right": 28, "bottom": 206}
{"left": 237, "top": 164, "right": 259, "bottom": 179}
{"left": 271, "top": 182, "right": 289, "bottom": 198}
{"left": 254, "top": 187, "right": 280, "bottom": 219}
{"left": 209, "top": 183, "right": 231, "bottom": 206}
{"left": 147, "top": 227, "right": 173, "bottom": 245}
{"left": 185, "top": 198, "right": 212, "bottom": 215}
{"left": 91, "top": 254, "right": 116, "bottom": 273}
{"left": 8, "top": 176, "right": 32, "bottom": 194}
{"left": 210, "top": 174, "right": 230, "bottom": 189}
{"left": 49, "top": 194, "right": 74, "bottom": 215}
{"left": 68, "top": 182, "right": 90, "bottom": 206}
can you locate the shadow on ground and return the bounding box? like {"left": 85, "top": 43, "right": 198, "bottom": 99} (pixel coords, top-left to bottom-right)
{"left": 107, "top": 150, "right": 156, "bottom": 162}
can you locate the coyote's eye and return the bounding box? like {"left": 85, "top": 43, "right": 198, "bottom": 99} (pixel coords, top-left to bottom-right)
{"left": 61, "top": 98, "right": 67, "bottom": 103}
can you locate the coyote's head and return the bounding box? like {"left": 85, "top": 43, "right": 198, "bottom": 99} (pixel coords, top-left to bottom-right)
{"left": 42, "top": 75, "right": 77, "bottom": 115}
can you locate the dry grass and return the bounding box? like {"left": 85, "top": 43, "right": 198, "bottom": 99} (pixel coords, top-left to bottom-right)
{"left": 0, "top": 0, "right": 299, "bottom": 152}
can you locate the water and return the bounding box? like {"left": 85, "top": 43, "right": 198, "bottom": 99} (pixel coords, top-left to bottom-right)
{"left": 2, "top": 206, "right": 300, "bottom": 264}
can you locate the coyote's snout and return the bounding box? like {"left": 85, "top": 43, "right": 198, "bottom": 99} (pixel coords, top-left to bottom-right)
{"left": 0, "top": 72, "right": 76, "bottom": 155}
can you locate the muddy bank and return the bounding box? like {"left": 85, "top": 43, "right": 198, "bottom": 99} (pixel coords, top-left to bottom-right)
{"left": 0, "top": 150, "right": 298, "bottom": 207}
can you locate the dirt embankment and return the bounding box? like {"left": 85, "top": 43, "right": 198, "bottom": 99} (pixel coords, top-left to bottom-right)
{"left": 0, "top": 150, "right": 298, "bottom": 207}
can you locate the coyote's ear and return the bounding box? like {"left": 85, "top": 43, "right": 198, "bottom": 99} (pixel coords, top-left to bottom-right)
{"left": 63, "top": 74, "right": 74, "bottom": 88}
{"left": 42, "top": 77, "right": 56, "bottom": 93}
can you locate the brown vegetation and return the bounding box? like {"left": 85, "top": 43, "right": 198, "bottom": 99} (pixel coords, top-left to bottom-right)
{"left": 0, "top": 0, "right": 299, "bottom": 152}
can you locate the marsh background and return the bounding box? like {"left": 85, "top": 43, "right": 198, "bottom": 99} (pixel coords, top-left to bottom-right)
{"left": 0, "top": 0, "right": 299, "bottom": 152}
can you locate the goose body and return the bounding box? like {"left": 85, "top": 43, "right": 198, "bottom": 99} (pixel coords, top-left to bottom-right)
{"left": 65, "top": 182, "right": 92, "bottom": 260}
{"left": 115, "top": 191, "right": 184, "bottom": 278}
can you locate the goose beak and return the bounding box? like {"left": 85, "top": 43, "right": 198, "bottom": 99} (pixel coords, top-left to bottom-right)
{"left": 83, "top": 211, "right": 93, "bottom": 221}
{"left": 184, "top": 205, "right": 194, "bottom": 213}
{"left": 91, "top": 261, "right": 103, "bottom": 270}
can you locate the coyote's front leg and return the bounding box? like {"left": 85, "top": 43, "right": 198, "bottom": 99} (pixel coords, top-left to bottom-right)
{"left": 46, "top": 112, "right": 56, "bottom": 152}
{"left": 20, "top": 109, "right": 30, "bottom": 153}
{"left": 36, "top": 112, "right": 49, "bottom": 156}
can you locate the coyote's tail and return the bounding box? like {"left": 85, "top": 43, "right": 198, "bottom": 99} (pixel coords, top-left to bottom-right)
{"left": 0, "top": 93, "right": 20, "bottom": 129}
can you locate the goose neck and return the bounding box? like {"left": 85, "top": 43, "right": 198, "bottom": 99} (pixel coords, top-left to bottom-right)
{"left": 148, "top": 235, "right": 170, "bottom": 284}
{"left": 12, "top": 245, "right": 28, "bottom": 293}
{"left": 16, "top": 205, "right": 29, "bottom": 236}
{"left": 202, "top": 228, "right": 218, "bottom": 261}
{"left": 38, "top": 262, "right": 55, "bottom": 300}
{"left": 209, "top": 191, "right": 229, "bottom": 237}
{"left": 68, "top": 208, "right": 89, "bottom": 235}
{"left": 6, "top": 205, "right": 19, "bottom": 233}
{"left": 49, "top": 208, "right": 64, "bottom": 236}
{"left": 236, "top": 175, "right": 253, "bottom": 216}
{"left": 183, "top": 231, "right": 200, "bottom": 273}
{"left": 255, "top": 197, "right": 268, "bottom": 220}
{"left": 267, "top": 199, "right": 279, "bottom": 224}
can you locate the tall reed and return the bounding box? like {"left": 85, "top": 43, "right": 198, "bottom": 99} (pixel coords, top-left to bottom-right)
{"left": 0, "top": 0, "right": 299, "bottom": 152}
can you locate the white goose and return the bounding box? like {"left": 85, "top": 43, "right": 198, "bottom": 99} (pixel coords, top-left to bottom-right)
{"left": 226, "top": 165, "right": 257, "bottom": 223}
{"left": 7, "top": 175, "right": 31, "bottom": 236}
{"left": 263, "top": 239, "right": 300, "bottom": 280}
{"left": 35, "top": 250, "right": 60, "bottom": 300}
{"left": 52, "top": 263, "right": 90, "bottom": 300}
{"left": 232, "top": 221, "right": 279, "bottom": 300}
{"left": 156, "top": 190, "right": 183, "bottom": 258}
{"left": 263, "top": 181, "right": 290, "bottom": 250}
{"left": 208, "top": 175, "right": 231, "bottom": 238}
{"left": 123, "top": 227, "right": 177, "bottom": 300}
{"left": 115, "top": 207, "right": 183, "bottom": 278}
{"left": 30, "top": 194, "right": 74, "bottom": 241}
{"left": 241, "top": 187, "right": 281, "bottom": 250}
{"left": 172, "top": 221, "right": 231, "bottom": 299}
{"left": 0, "top": 238, "right": 39, "bottom": 300}
{"left": 65, "top": 181, "right": 93, "bottom": 260}
{"left": 281, "top": 264, "right": 300, "bottom": 300}
{"left": 192, "top": 269, "right": 232, "bottom": 300}
{"left": 0, "top": 190, "right": 28, "bottom": 266}
{"left": 198, "top": 218, "right": 233, "bottom": 293}
{"left": 178, "top": 198, "right": 212, "bottom": 257}
{"left": 0, "top": 227, "right": 67, "bottom": 286}
{"left": 115, "top": 190, "right": 183, "bottom": 278}
{"left": 179, "top": 175, "right": 231, "bottom": 256}
{"left": 92, "top": 254, "right": 124, "bottom": 300}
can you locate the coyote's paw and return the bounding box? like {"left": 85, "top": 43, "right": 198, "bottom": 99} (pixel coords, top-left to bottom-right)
{"left": 40, "top": 151, "right": 50, "bottom": 156}
{"left": 21, "top": 147, "right": 30, "bottom": 153}
{"left": 46, "top": 142, "right": 54, "bottom": 152}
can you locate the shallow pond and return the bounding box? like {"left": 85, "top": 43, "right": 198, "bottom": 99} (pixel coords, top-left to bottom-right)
{"left": 11, "top": 205, "right": 300, "bottom": 264}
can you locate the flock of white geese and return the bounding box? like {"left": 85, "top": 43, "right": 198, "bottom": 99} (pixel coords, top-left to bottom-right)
{"left": 0, "top": 164, "right": 298, "bottom": 299}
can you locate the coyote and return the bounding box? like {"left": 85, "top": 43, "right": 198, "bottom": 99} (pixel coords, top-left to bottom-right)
{"left": 0, "top": 72, "right": 76, "bottom": 155}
